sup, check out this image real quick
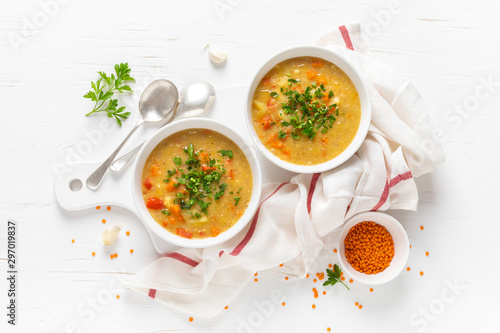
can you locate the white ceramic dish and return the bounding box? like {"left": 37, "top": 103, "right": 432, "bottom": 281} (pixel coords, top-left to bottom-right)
{"left": 245, "top": 45, "right": 371, "bottom": 173}
{"left": 132, "top": 118, "right": 263, "bottom": 248}
{"left": 338, "top": 211, "right": 409, "bottom": 285}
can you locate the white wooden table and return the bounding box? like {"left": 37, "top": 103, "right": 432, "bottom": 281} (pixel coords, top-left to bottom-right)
{"left": 1, "top": 0, "right": 500, "bottom": 332}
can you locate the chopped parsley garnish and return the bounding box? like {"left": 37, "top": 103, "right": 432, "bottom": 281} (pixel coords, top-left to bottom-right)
{"left": 233, "top": 197, "right": 241, "bottom": 206}
{"left": 276, "top": 78, "right": 338, "bottom": 140}
{"left": 173, "top": 156, "right": 182, "bottom": 166}
{"left": 270, "top": 91, "right": 279, "bottom": 98}
{"left": 164, "top": 144, "right": 235, "bottom": 217}
{"left": 218, "top": 149, "right": 233, "bottom": 159}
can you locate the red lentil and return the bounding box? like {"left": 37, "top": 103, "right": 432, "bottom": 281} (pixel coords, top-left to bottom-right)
{"left": 344, "top": 221, "right": 394, "bottom": 274}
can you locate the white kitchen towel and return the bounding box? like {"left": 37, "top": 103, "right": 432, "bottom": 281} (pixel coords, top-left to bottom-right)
{"left": 128, "top": 23, "right": 444, "bottom": 317}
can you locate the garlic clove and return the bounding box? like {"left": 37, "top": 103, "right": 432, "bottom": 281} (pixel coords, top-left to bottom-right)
{"left": 101, "top": 224, "right": 123, "bottom": 246}
{"left": 204, "top": 44, "right": 227, "bottom": 64}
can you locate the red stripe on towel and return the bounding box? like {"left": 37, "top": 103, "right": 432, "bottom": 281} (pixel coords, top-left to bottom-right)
{"left": 148, "top": 288, "right": 157, "bottom": 299}
{"left": 164, "top": 252, "right": 199, "bottom": 267}
{"left": 229, "top": 182, "right": 289, "bottom": 256}
{"left": 307, "top": 173, "right": 321, "bottom": 214}
{"left": 339, "top": 25, "right": 354, "bottom": 51}
{"left": 371, "top": 178, "right": 390, "bottom": 211}
{"left": 390, "top": 171, "right": 413, "bottom": 187}
{"left": 371, "top": 171, "right": 414, "bottom": 211}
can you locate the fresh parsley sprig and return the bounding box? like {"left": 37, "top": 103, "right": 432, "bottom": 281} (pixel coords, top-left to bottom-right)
{"left": 84, "top": 63, "right": 135, "bottom": 126}
{"left": 323, "top": 264, "right": 350, "bottom": 290}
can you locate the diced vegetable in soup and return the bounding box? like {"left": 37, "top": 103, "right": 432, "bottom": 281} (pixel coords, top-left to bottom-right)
{"left": 141, "top": 129, "right": 252, "bottom": 239}
{"left": 251, "top": 56, "right": 361, "bottom": 165}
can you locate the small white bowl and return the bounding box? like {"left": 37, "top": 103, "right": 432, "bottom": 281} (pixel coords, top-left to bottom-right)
{"left": 338, "top": 212, "right": 409, "bottom": 285}
{"left": 245, "top": 45, "right": 371, "bottom": 174}
{"left": 132, "top": 118, "right": 262, "bottom": 248}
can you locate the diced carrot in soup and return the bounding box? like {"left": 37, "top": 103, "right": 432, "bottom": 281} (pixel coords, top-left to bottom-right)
{"left": 211, "top": 226, "right": 221, "bottom": 237}
{"left": 143, "top": 178, "right": 153, "bottom": 190}
{"left": 177, "top": 228, "right": 193, "bottom": 239}
{"left": 311, "top": 59, "right": 324, "bottom": 67}
{"left": 202, "top": 165, "right": 216, "bottom": 173}
{"left": 146, "top": 198, "right": 164, "bottom": 209}
{"left": 316, "top": 76, "right": 327, "bottom": 85}
{"left": 270, "top": 139, "right": 284, "bottom": 148}
{"left": 260, "top": 114, "right": 273, "bottom": 130}
{"left": 150, "top": 163, "right": 160, "bottom": 176}
{"left": 307, "top": 69, "right": 318, "bottom": 80}
{"left": 170, "top": 204, "right": 181, "bottom": 215}
{"left": 166, "top": 179, "right": 177, "bottom": 192}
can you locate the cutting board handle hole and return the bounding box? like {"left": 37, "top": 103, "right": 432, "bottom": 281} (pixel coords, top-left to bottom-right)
{"left": 69, "top": 179, "right": 83, "bottom": 192}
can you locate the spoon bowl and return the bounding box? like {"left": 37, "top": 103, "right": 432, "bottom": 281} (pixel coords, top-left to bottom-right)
{"left": 139, "top": 79, "right": 179, "bottom": 122}
{"left": 177, "top": 81, "right": 216, "bottom": 118}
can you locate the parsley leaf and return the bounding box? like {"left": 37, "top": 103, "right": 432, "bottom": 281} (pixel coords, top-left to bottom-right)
{"left": 218, "top": 150, "right": 233, "bottom": 159}
{"left": 173, "top": 156, "right": 182, "bottom": 166}
{"left": 270, "top": 92, "right": 279, "bottom": 98}
{"left": 84, "top": 63, "right": 135, "bottom": 126}
{"left": 233, "top": 197, "right": 241, "bottom": 206}
{"left": 323, "top": 264, "right": 350, "bottom": 290}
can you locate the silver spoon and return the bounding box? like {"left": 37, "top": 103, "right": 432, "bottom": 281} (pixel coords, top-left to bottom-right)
{"left": 86, "top": 79, "right": 179, "bottom": 190}
{"left": 109, "top": 81, "right": 216, "bottom": 173}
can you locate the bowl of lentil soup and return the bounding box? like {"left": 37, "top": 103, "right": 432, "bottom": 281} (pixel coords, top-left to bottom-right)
{"left": 338, "top": 212, "right": 409, "bottom": 285}
{"left": 132, "top": 118, "right": 262, "bottom": 248}
{"left": 245, "top": 46, "right": 371, "bottom": 173}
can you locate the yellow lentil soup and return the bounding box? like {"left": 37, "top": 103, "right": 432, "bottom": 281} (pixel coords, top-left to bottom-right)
{"left": 251, "top": 56, "right": 361, "bottom": 165}
{"left": 141, "top": 129, "right": 253, "bottom": 239}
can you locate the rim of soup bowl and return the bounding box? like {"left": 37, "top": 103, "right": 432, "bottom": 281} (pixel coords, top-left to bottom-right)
{"left": 244, "top": 45, "right": 371, "bottom": 173}
{"left": 132, "top": 118, "right": 263, "bottom": 248}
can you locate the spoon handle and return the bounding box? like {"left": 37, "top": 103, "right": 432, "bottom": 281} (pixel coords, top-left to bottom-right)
{"left": 86, "top": 121, "right": 144, "bottom": 190}
{"left": 109, "top": 142, "right": 144, "bottom": 172}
